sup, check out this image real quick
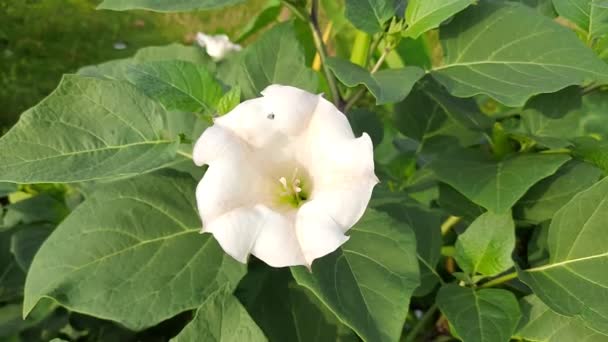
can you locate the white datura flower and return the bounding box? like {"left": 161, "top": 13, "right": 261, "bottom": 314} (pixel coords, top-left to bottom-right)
{"left": 195, "top": 32, "right": 242, "bottom": 61}
{"left": 193, "top": 85, "right": 378, "bottom": 268}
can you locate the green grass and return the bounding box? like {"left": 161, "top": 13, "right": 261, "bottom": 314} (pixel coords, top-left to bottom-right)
{"left": 0, "top": 0, "right": 264, "bottom": 127}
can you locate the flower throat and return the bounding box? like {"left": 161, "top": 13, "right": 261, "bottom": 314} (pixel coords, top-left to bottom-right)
{"left": 277, "top": 168, "right": 310, "bottom": 208}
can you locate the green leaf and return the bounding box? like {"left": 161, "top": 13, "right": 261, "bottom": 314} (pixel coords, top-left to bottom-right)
{"left": 432, "top": 2, "right": 608, "bottom": 106}
{"left": 393, "top": 89, "right": 481, "bottom": 157}
{"left": 0, "top": 183, "right": 16, "bottom": 197}
{"left": 516, "top": 161, "right": 602, "bottom": 224}
{"left": 572, "top": 137, "right": 608, "bottom": 173}
{"left": 430, "top": 150, "right": 570, "bottom": 213}
{"left": 421, "top": 81, "right": 494, "bottom": 132}
{"left": 348, "top": 109, "right": 384, "bottom": 147}
{"left": 125, "top": 60, "right": 223, "bottom": 113}
{"left": 291, "top": 209, "right": 419, "bottom": 342}
{"left": 404, "top": 0, "right": 476, "bottom": 38}
{"left": 171, "top": 287, "right": 266, "bottom": 342}
{"left": 455, "top": 211, "right": 515, "bottom": 277}
{"left": 504, "top": 86, "right": 585, "bottom": 149}
{"left": 0, "top": 75, "right": 181, "bottom": 184}
{"left": 438, "top": 183, "right": 486, "bottom": 222}
{"left": 235, "top": 0, "right": 281, "bottom": 42}
{"left": 436, "top": 284, "right": 521, "bottom": 342}
{"left": 375, "top": 201, "right": 443, "bottom": 296}
{"left": 216, "top": 87, "right": 242, "bottom": 115}
{"left": 519, "top": 177, "right": 608, "bottom": 334}
{"left": 1, "top": 194, "right": 67, "bottom": 228}
{"left": 515, "top": 295, "right": 608, "bottom": 342}
{"left": 10, "top": 223, "right": 54, "bottom": 272}
{"left": 345, "top": 0, "right": 398, "bottom": 33}
{"left": 97, "top": 0, "right": 244, "bottom": 12}
{"left": 0, "top": 228, "right": 25, "bottom": 302}
{"left": 553, "top": 0, "right": 608, "bottom": 39}
{"left": 237, "top": 268, "right": 353, "bottom": 342}
{"left": 24, "top": 171, "right": 246, "bottom": 330}
{"left": 218, "top": 22, "right": 318, "bottom": 99}
{"left": 326, "top": 58, "right": 425, "bottom": 105}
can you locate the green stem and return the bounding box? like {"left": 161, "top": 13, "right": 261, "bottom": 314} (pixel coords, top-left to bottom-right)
{"left": 479, "top": 271, "right": 518, "bottom": 288}
{"left": 350, "top": 30, "right": 371, "bottom": 67}
{"left": 441, "top": 246, "right": 456, "bottom": 257}
{"left": 540, "top": 148, "right": 571, "bottom": 155}
{"left": 402, "top": 304, "right": 438, "bottom": 342}
{"left": 308, "top": 0, "right": 342, "bottom": 107}
{"left": 441, "top": 216, "right": 461, "bottom": 236}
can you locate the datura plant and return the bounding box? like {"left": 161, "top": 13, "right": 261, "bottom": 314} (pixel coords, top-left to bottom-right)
{"left": 2, "top": 0, "right": 608, "bottom": 341}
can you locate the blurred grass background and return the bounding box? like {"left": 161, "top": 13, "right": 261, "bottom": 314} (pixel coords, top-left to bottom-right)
{"left": 0, "top": 0, "right": 264, "bottom": 128}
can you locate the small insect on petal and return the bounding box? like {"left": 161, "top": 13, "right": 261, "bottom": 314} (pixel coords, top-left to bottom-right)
{"left": 267, "top": 113, "right": 275, "bottom": 120}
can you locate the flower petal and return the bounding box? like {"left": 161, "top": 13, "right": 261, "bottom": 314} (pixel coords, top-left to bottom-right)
{"left": 203, "top": 206, "right": 261, "bottom": 263}
{"left": 205, "top": 205, "right": 306, "bottom": 267}
{"left": 295, "top": 201, "right": 349, "bottom": 266}
{"left": 260, "top": 85, "right": 320, "bottom": 136}
{"left": 310, "top": 133, "right": 377, "bottom": 188}
{"left": 251, "top": 208, "right": 307, "bottom": 267}
{"left": 309, "top": 178, "right": 377, "bottom": 232}
{"left": 192, "top": 125, "right": 247, "bottom": 166}
{"left": 196, "top": 157, "right": 273, "bottom": 226}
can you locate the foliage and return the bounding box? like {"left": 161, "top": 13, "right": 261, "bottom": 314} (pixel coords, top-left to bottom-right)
{"left": 2, "top": 0, "right": 608, "bottom": 341}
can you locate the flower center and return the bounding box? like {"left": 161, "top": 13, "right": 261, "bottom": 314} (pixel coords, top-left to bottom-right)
{"left": 276, "top": 167, "right": 310, "bottom": 208}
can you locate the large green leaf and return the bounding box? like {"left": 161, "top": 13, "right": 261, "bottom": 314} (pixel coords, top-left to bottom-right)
{"left": 218, "top": 22, "right": 318, "bottom": 99}
{"left": 421, "top": 81, "right": 494, "bottom": 132}
{"left": 431, "top": 2, "right": 608, "bottom": 106}
{"left": 97, "top": 0, "right": 244, "bottom": 12}
{"left": 375, "top": 201, "right": 443, "bottom": 296}
{"left": 572, "top": 137, "right": 608, "bottom": 173}
{"left": 0, "top": 228, "right": 25, "bottom": 302}
{"left": 515, "top": 295, "right": 608, "bottom": 342}
{"left": 519, "top": 177, "right": 608, "bottom": 334}
{"left": 125, "top": 61, "right": 223, "bottom": 113}
{"left": 1, "top": 194, "right": 67, "bottom": 229}
{"left": 10, "top": 223, "right": 54, "bottom": 272}
{"left": 438, "top": 183, "right": 485, "bottom": 222}
{"left": 404, "top": 0, "right": 476, "bottom": 38}
{"left": 455, "top": 211, "right": 515, "bottom": 277}
{"left": 0, "top": 183, "right": 16, "bottom": 197}
{"left": 237, "top": 268, "right": 354, "bottom": 342}
{"left": 553, "top": 0, "right": 608, "bottom": 39}
{"left": 291, "top": 209, "right": 419, "bottom": 342}
{"left": 0, "top": 75, "right": 181, "bottom": 184}
{"left": 345, "top": 0, "right": 398, "bottom": 33}
{"left": 326, "top": 58, "right": 424, "bottom": 105}
{"left": 171, "top": 288, "right": 266, "bottom": 342}
{"left": 516, "top": 161, "right": 602, "bottom": 224}
{"left": 393, "top": 89, "right": 481, "bottom": 157}
{"left": 436, "top": 284, "right": 521, "bottom": 342}
{"left": 336, "top": 58, "right": 425, "bottom": 104}
{"left": 23, "top": 171, "right": 245, "bottom": 330}
{"left": 430, "top": 150, "right": 570, "bottom": 213}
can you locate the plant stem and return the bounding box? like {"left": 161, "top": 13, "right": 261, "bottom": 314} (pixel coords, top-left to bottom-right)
{"left": 540, "top": 148, "right": 571, "bottom": 155}
{"left": 343, "top": 47, "right": 390, "bottom": 112}
{"left": 479, "top": 271, "right": 518, "bottom": 288}
{"left": 582, "top": 82, "right": 604, "bottom": 95}
{"left": 177, "top": 151, "right": 193, "bottom": 160}
{"left": 308, "top": 0, "right": 342, "bottom": 107}
{"left": 441, "top": 216, "right": 461, "bottom": 236}
{"left": 440, "top": 246, "right": 456, "bottom": 257}
{"left": 403, "top": 304, "right": 438, "bottom": 342}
